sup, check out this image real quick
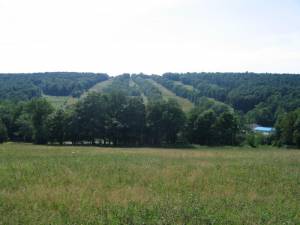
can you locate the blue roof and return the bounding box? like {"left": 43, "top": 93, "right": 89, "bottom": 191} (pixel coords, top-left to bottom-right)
{"left": 254, "top": 127, "right": 274, "bottom": 132}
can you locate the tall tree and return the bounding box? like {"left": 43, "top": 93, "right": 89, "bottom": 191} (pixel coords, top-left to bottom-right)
{"left": 214, "top": 112, "right": 239, "bottom": 145}
{"left": 27, "top": 98, "right": 54, "bottom": 144}
{"left": 147, "top": 99, "right": 185, "bottom": 145}
{"left": 119, "top": 97, "right": 146, "bottom": 145}
{"left": 276, "top": 109, "right": 300, "bottom": 147}
{"left": 47, "top": 109, "right": 67, "bottom": 145}
{"left": 293, "top": 117, "right": 300, "bottom": 148}
{"left": 105, "top": 92, "right": 128, "bottom": 145}
{"left": 0, "top": 119, "right": 8, "bottom": 143}
{"left": 15, "top": 113, "right": 34, "bottom": 142}
{"left": 187, "top": 109, "right": 217, "bottom": 145}
{"left": 74, "top": 93, "right": 109, "bottom": 144}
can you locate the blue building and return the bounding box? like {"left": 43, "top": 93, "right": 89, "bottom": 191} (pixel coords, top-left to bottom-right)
{"left": 254, "top": 126, "right": 275, "bottom": 135}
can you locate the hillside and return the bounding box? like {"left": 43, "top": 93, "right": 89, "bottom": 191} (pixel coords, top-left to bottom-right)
{"left": 0, "top": 72, "right": 109, "bottom": 101}
{"left": 83, "top": 75, "right": 194, "bottom": 112}
{"left": 1, "top": 72, "right": 300, "bottom": 126}
{"left": 1, "top": 73, "right": 300, "bottom": 148}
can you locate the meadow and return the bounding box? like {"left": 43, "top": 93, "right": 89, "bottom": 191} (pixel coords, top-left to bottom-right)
{"left": 0, "top": 143, "right": 299, "bottom": 224}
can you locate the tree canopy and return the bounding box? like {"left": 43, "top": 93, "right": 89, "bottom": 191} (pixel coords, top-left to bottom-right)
{"left": 0, "top": 72, "right": 109, "bottom": 100}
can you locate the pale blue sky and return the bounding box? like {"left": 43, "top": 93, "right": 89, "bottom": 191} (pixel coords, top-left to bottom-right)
{"left": 0, "top": 0, "right": 300, "bottom": 74}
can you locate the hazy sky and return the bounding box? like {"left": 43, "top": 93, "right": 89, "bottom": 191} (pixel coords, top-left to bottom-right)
{"left": 1, "top": 0, "right": 300, "bottom": 75}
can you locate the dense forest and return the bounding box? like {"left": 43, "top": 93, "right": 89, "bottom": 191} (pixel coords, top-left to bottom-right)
{"left": 153, "top": 73, "right": 300, "bottom": 126}
{"left": 0, "top": 72, "right": 109, "bottom": 100}
{"left": 0, "top": 72, "right": 300, "bottom": 148}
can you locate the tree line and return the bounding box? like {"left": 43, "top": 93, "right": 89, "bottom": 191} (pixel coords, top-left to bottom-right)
{"left": 0, "top": 92, "right": 299, "bottom": 148}
{"left": 0, "top": 92, "right": 242, "bottom": 146}
{"left": 0, "top": 72, "right": 109, "bottom": 100}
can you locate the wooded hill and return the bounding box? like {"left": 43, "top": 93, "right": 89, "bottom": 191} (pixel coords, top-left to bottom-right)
{"left": 0, "top": 72, "right": 109, "bottom": 100}
{"left": 1, "top": 72, "right": 300, "bottom": 127}
{"left": 0, "top": 72, "right": 300, "bottom": 147}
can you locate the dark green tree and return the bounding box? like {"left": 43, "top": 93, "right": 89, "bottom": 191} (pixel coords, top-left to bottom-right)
{"left": 65, "top": 110, "right": 81, "bottom": 145}
{"left": 119, "top": 97, "right": 146, "bottom": 145}
{"left": 147, "top": 99, "right": 185, "bottom": 145}
{"left": 15, "top": 113, "right": 34, "bottom": 142}
{"left": 187, "top": 109, "right": 217, "bottom": 145}
{"left": 0, "top": 119, "right": 8, "bottom": 143}
{"left": 279, "top": 112, "right": 297, "bottom": 145}
{"left": 27, "top": 98, "right": 54, "bottom": 144}
{"left": 105, "top": 92, "right": 128, "bottom": 145}
{"left": 293, "top": 115, "right": 300, "bottom": 148}
{"left": 47, "top": 109, "right": 67, "bottom": 145}
{"left": 74, "top": 93, "right": 109, "bottom": 144}
{"left": 214, "top": 112, "right": 239, "bottom": 145}
{"left": 294, "top": 134, "right": 300, "bottom": 148}
{"left": 276, "top": 109, "right": 300, "bottom": 147}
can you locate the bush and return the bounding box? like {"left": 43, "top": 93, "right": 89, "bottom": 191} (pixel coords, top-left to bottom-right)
{"left": 246, "top": 133, "right": 258, "bottom": 148}
{"left": 246, "top": 132, "right": 273, "bottom": 148}
{"left": 0, "top": 120, "right": 8, "bottom": 143}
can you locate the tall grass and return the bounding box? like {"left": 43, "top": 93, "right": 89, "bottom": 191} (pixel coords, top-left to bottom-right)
{"left": 0, "top": 143, "right": 299, "bottom": 224}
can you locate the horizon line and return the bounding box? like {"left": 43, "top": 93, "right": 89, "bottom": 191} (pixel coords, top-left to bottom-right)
{"left": 1, "top": 71, "right": 300, "bottom": 76}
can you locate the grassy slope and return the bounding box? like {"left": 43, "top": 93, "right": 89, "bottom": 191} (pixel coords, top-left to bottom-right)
{"left": 130, "top": 78, "right": 148, "bottom": 104}
{"left": 147, "top": 79, "right": 194, "bottom": 112}
{"left": 81, "top": 78, "right": 114, "bottom": 98}
{"left": 43, "top": 79, "right": 114, "bottom": 108}
{"left": 173, "top": 80, "right": 195, "bottom": 91}
{"left": 88, "top": 78, "right": 114, "bottom": 93}
{"left": 0, "top": 143, "right": 299, "bottom": 225}
{"left": 43, "top": 79, "right": 113, "bottom": 108}
{"left": 172, "top": 80, "right": 235, "bottom": 112}
{"left": 43, "top": 95, "right": 78, "bottom": 109}
{"left": 44, "top": 79, "right": 193, "bottom": 110}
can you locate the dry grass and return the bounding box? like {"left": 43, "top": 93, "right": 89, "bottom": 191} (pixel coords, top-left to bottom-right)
{"left": 0, "top": 143, "right": 299, "bottom": 224}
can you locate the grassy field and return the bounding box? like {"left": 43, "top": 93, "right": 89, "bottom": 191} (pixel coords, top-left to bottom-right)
{"left": 147, "top": 79, "right": 194, "bottom": 112}
{"left": 0, "top": 143, "right": 299, "bottom": 225}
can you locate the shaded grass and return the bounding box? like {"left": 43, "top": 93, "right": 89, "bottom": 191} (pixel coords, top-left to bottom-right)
{"left": 130, "top": 78, "right": 148, "bottom": 104}
{"left": 0, "top": 143, "right": 299, "bottom": 224}
{"left": 43, "top": 95, "right": 78, "bottom": 109}
{"left": 82, "top": 79, "right": 114, "bottom": 98}
{"left": 173, "top": 80, "right": 195, "bottom": 91}
{"left": 147, "top": 79, "right": 194, "bottom": 112}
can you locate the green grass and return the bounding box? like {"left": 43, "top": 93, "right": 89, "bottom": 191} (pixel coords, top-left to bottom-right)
{"left": 0, "top": 143, "right": 299, "bottom": 224}
{"left": 131, "top": 78, "right": 148, "bottom": 104}
{"left": 173, "top": 80, "right": 195, "bottom": 91}
{"left": 82, "top": 79, "right": 114, "bottom": 98}
{"left": 148, "top": 79, "right": 194, "bottom": 112}
{"left": 43, "top": 95, "right": 78, "bottom": 109}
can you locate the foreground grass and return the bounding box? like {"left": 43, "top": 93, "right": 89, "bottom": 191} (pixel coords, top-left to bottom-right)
{"left": 0, "top": 144, "right": 299, "bottom": 224}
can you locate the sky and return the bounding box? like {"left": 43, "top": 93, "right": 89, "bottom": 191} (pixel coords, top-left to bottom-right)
{"left": 1, "top": 0, "right": 300, "bottom": 75}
